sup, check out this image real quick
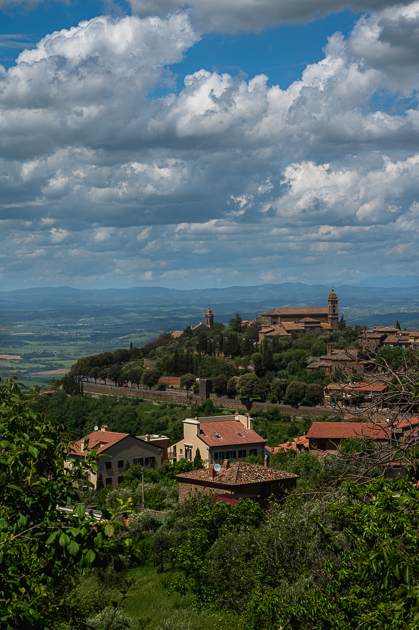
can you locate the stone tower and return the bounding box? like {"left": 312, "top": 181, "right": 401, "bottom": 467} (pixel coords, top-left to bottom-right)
{"left": 205, "top": 306, "right": 214, "bottom": 330}
{"left": 328, "top": 287, "right": 338, "bottom": 330}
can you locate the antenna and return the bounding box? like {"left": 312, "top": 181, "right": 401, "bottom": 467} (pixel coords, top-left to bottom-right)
{"left": 214, "top": 463, "right": 221, "bottom": 472}
{"left": 94, "top": 425, "right": 98, "bottom": 431}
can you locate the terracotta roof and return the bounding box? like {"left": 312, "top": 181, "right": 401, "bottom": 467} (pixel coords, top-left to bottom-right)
{"left": 171, "top": 331, "right": 183, "bottom": 338}
{"left": 383, "top": 335, "right": 403, "bottom": 344}
{"left": 70, "top": 430, "right": 130, "bottom": 456}
{"left": 197, "top": 421, "right": 266, "bottom": 448}
{"left": 300, "top": 317, "right": 321, "bottom": 323}
{"left": 306, "top": 422, "right": 390, "bottom": 441}
{"left": 260, "top": 324, "right": 290, "bottom": 336}
{"left": 307, "top": 361, "right": 331, "bottom": 369}
{"left": 321, "top": 323, "right": 332, "bottom": 329}
{"left": 324, "top": 382, "right": 388, "bottom": 393}
{"left": 177, "top": 461, "right": 298, "bottom": 486}
{"left": 261, "top": 307, "right": 329, "bottom": 316}
{"left": 397, "top": 417, "right": 419, "bottom": 430}
{"left": 281, "top": 322, "right": 304, "bottom": 330}
{"left": 271, "top": 436, "right": 309, "bottom": 452}
{"left": 318, "top": 349, "right": 358, "bottom": 362}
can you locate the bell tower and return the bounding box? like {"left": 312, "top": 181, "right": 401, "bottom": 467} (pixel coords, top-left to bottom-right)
{"left": 205, "top": 306, "right": 214, "bottom": 330}
{"left": 328, "top": 287, "right": 338, "bottom": 330}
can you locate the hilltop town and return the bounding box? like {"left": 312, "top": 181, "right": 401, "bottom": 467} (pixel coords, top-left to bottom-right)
{"left": 5, "top": 287, "right": 419, "bottom": 630}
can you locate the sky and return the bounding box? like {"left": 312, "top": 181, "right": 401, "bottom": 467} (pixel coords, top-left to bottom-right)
{"left": 1, "top": 0, "right": 419, "bottom": 290}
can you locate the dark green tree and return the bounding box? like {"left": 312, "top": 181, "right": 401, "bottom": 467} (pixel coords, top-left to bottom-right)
{"left": 96, "top": 473, "right": 104, "bottom": 490}
{"left": 338, "top": 314, "right": 346, "bottom": 330}
{"left": 270, "top": 378, "right": 288, "bottom": 403}
{"left": 285, "top": 381, "right": 308, "bottom": 405}
{"left": 213, "top": 374, "right": 228, "bottom": 397}
{"left": 193, "top": 448, "right": 204, "bottom": 469}
{"left": 180, "top": 373, "right": 196, "bottom": 395}
{"left": 0, "top": 377, "right": 130, "bottom": 629}
{"left": 237, "top": 373, "right": 259, "bottom": 401}
{"left": 229, "top": 313, "right": 243, "bottom": 332}
{"left": 306, "top": 383, "right": 324, "bottom": 405}
{"left": 396, "top": 319, "right": 401, "bottom": 330}
{"left": 141, "top": 367, "right": 161, "bottom": 390}
{"left": 227, "top": 377, "right": 237, "bottom": 398}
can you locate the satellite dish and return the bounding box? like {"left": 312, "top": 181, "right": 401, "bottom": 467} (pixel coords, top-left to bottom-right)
{"left": 94, "top": 426, "right": 98, "bottom": 431}
{"left": 214, "top": 463, "right": 221, "bottom": 472}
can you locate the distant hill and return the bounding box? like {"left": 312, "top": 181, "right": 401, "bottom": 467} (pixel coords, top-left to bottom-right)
{"left": 353, "top": 276, "right": 419, "bottom": 289}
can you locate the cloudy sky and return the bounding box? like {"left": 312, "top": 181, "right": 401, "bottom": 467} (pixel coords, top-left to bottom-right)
{"left": 1, "top": 0, "right": 419, "bottom": 289}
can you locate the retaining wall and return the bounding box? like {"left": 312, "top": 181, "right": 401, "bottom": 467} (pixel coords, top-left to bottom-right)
{"left": 84, "top": 382, "right": 390, "bottom": 423}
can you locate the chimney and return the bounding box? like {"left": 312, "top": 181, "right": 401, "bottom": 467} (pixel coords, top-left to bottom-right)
{"left": 145, "top": 434, "right": 150, "bottom": 442}
{"left": 208, "top": 464, "right": 215, "bottom": 480}
{"left": 264, "top": 455, "right": 270, "bottom": 468}
{"left": 222, "top": 459, "right": 229, "bottom": 470}
{"left": 327, "top": 343, "right": 332, "bottom": 357}
{"left": 101, "top": 425, "right": 108, "bottom": 432}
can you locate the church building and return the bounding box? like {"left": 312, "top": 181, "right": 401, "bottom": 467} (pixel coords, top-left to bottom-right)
{"left": 192, "top": 306, "right": 214, "bottom": 333}
{"left": 257, "top": 288, "right": 338, "bottom": 340}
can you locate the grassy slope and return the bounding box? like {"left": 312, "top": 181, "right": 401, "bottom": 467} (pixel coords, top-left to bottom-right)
{"left": 121, "top": 567, "right": 225, "bottom": 630}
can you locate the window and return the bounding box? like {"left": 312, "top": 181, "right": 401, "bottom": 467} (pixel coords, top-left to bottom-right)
{"left": 105, "top": 461, "right": 112, "bottom": 470}
{"left": 133, "top": 458, "right": 144, "bottom": 466}
{"left": 249, "top": 449, "right": 257, "bottom": 456}
{"left": 226, "top": 450, "right": 236, "bottom": 459}
{"left": 318, "top": 439, "right": 327, "bottom": 451}
{"left": 238, "top": 450, "right": 246, "bottom": 458}
{"left": 117, "top": 460, "right": 124, "bottom": 468}
{"left": 145, "top": 456, "right": 155, "bottom": 465}
{"left": 214, "top": 452, "right": 225, "bottom": 460}
{"left": 105, "top": 478, "right": 112, "bottom": 485}
{"left": 117, "top": 476, "right": 123, "bottom": 484}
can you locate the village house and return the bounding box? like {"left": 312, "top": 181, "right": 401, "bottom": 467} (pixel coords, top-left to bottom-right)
{"left": 307, "top": 343, "right": 360, "bottom": 376}
{"left": 168, "top": 413, "right": 266, "bottom": 467}
{"left": 357, "top": 326, "right": 402, "bottom": 352}
{"left": 68, "top": 425, "right": 168, "bottom": 487}
{"left": 392, "top": 416, "right": 419, "bottom": 445}
{"left": 305, "top": 421, "right": 391, "bottom": 456}
{"left": 176, "top": 457, "right": 298, "bottom": 508}
{"left": 382, "top": 331, "right": 419, "bottom": 349}
{"left": 323, "top": 381, "right": 388, "bottom": 407}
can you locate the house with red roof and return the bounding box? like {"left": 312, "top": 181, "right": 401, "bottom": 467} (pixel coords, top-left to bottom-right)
{"left": 176, "top": 457, "right": 298, "bottom": 508}
{"left": 306, "top": 421, "right": 391, "bottom": 455}
{"left": 68, "top": 425, "right": 167, "bottom": 488}
{"left": 324, "top": 381, "right": 388, "bottom": 407}
{"left": 168, "top": 413, "right": 266, "bottom": 467}
{"left": 393, "top": 417, "right": 419, "bottom": 444}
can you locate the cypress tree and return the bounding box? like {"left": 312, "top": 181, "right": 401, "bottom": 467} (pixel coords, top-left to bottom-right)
{"left": 96, "top": 474, "right": 104, "bottom": 490}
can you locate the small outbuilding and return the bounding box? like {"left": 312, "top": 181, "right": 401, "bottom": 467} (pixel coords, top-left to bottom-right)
{"left": 176, "top": 457, "right": 298, "bottom": 509}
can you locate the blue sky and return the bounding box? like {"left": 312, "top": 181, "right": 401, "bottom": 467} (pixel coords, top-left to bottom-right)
{"left": 0, "top": 0, "right": 419, "bottom": 290}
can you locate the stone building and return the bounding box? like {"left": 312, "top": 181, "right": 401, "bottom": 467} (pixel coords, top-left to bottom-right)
{"left": 257, "top": 288, "right": 338, "bottom": 341}
{"left": 307, "top": 343, "right": 360, "bottom": 375}
{"left": 176, "top": 458, "right": 298, "bottom": 508}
